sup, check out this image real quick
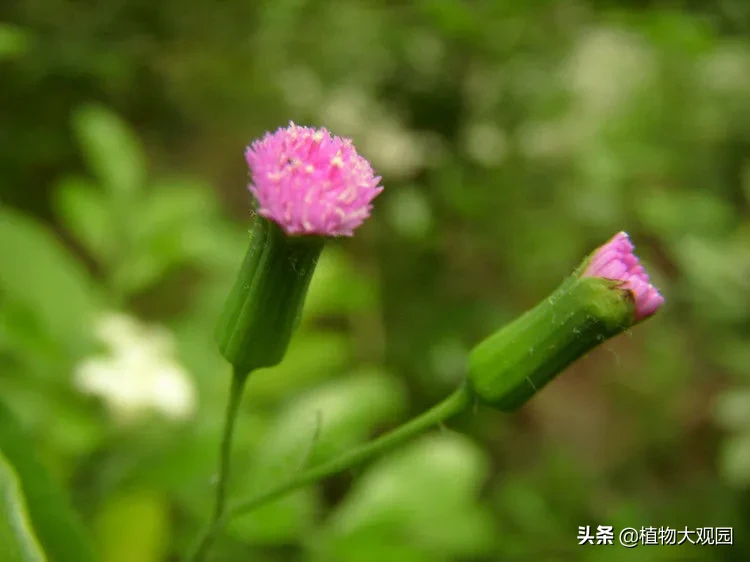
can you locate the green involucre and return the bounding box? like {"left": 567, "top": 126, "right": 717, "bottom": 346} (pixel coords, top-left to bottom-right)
{"left": 467, "top": 276, "right": 635, "bottom": 411}
{"left": 215, "top": 216, "right": 324, "bottom": 375}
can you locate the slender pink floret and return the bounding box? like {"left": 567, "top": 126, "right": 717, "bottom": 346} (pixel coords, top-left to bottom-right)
{"left": 245, "top": 122, "right": 383, "bottom": 237}
{"left": 583, "top": 232, "right": 665, "bottom": 321}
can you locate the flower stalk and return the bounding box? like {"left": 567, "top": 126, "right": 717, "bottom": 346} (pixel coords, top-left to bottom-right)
{"left": 186, "top": 232, "right": 664, "bottom": 557}
{"left": 190, "top": 384, "right": 472, "bottom": 556}
{"left": 191, "top": 122, "right": 384, "bottom": 562}
{"left": 188, "top": 368, "right": 247, "bottom": 562}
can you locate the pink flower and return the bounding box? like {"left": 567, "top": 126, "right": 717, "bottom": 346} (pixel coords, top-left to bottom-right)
{"left": 245, "top": 122, "right": 383, "bottom": 237}
{"left": 583, "top": 231, "right": 665, "bottom": 320}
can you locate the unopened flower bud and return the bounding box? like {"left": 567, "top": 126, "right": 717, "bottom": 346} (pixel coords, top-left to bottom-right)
{"left": 468, "top": 232, "right": 664, "bottom": 411}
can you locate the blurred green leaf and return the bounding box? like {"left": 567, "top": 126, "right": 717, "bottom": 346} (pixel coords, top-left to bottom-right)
{"left": 255, "top": 368, "right": 408, "bottom": 478}
{"left": 73, "top": 105, "right": 146, "bottom": 198}
{"left": 110, "top": 179, "right": 225, "bottom": 295}
{"left": 715, "top": 388, "right": 750, "bottom": 430}
{"left": 672, "top": 235, "right": 750, "bottom": 323}
{"left": 494, "top": 474, "right": 563, "bottom": 538}
{"left": 110, "top": 253, "right": 166, "bottom": 297}
{"left": 636, "top": 189, "right": 734, "bottom": 240}
{"left": 230, "top": 369, "right": 408, "bottom": 543}
{"left": 303, "top": 247, "right": 379, "bottom": 320}
{"left": 642, "top": 10, "right": 714, "bottom": 55}
{"left": 0, "top": 24, "right": 32, "bottom": 60}
{"left": 134, "top": 179, "right": 220, "bottom": 241}
{"left": 384, "top": 187, "right": 433, "bottom": 242}
{"left": 0, "top": 451, "right": 47, "bottom": 562}
{"left": 0, "top": 401, "right": 98, "bottom": 562}
{"left": 93, "top": 492, "right": 168, "bottom": 562}
{"left": 54, "top": 177, "right": 115, "bottom": 262}
{"left": 713, "top": 337, "right": 750, "bottom": 380}
{"left": 0, "top": 207, "right": 99, "bottom": 354}
{"left": 227, "top": 491, "right": 316, "bottom": 546}
{"left": 418, "top": 0, "right": 478, "bottom": 39}
{"left": 719, "top": 432, "right": 750, "bottom": 488}
{"left": 307, "top": 530, "right": 436, "bottom": 562}
{"left": 319, "top": 433, "right": 495, "bottom": 560}
{"left": 247, "top": 333, "right": 351, "bottom": 401}
{"left": 0, "top": 299, "right": 62, "bottom": 364}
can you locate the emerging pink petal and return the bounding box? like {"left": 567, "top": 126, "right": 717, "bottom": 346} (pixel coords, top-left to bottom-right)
{"left": 583, "top": 231, "right": 665, "bottom": 321}
{"left": 245, "top": 122, "right": 383, "bottom": 237}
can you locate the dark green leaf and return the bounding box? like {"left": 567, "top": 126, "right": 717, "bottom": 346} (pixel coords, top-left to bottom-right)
{"left": 0, "top": 401, "right": 98, "bottom": 562}
{"left": 0, "top": 451, "right": 47, "bottom": 562}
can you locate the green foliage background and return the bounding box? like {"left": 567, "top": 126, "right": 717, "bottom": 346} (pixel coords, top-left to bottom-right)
{"left": 2, "top": 1, "right": 750, "bottom": 560}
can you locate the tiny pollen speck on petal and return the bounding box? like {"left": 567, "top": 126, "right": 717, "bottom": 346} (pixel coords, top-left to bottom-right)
{"left": 582, "top": 231, "right": 665, "bottom": 320}
{"left": 245, "top": 122, "right": 383, "bottom": 237}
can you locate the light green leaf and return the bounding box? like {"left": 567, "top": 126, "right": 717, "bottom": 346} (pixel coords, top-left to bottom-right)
{"left": 713, "top": 337, "right": 750, "bottom": 380}
{"left": 0, "top": 451, "right": 47, "bottom": 562}
{"left": 0, "top": 24, "right": 32, "bottom": 60}
{"left": 93, "top": 492, "right": 168, "bottom": 562}
{"left": 719, "top": 432, "right": 750, "bottom": 488}
{"left": 418, "top": 0, "right": 478, "bottom": 39}
{"left": 227, "top": 491, "right": 317, "bottom": 545}
{"left": 0, "top": 298, "right": 62, "bottom": 364}
{"left": 73, "top": 105, "right": 146, "bottom": 198}
{"left": 494, "top": 474, "right": 562, "bottom": 537}
{"left": 0, "top": 401, "right": 98, "bottom": 562}
{"left": 54, "top": 176, "right": 115, "bottom": 262}
{"left": 229, "top": 369, "right": 408, "bottom": 543}
{"left": 384, "top": 187, "right": 433, "bottom": 241}
{"left": 0, "top": 207, "right": 99, "bottom": 354}
{"left": 133, "top": 179, "right": 220, "bottom": 243}
{"left": 303, "top": 247, "right": 379, "bottom": 321}
{"left": 673, "top": 235, "right": 750, "bottom": 323}
{"left": 109, "top": 179, "right": 224, "bottom": 295}
{"left": 109, "top": 253, "right": 167, "bottom": 297}
{"left": 715, "top": 389, "right": 750, "bottom": 430}
{"left": 307, "top": 530, "right": 437, "bottom": 562}
{"left": 246, "top": 333, "right": 351, "bottom": 401}
{"left": 636, "top": 189, "right": 734, "bottom": 240}
{"left": 253, "top": 368, "right": 408, "bottom": 484}
{"left": 320, "top": 433, "right": 495, "bottom": 559}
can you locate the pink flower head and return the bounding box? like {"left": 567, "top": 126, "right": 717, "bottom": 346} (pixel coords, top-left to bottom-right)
{"left": 245, "top": 122, "right": 383, "bottom": 237}
{"left": 583, "top": 231, "right": 665, "bottom": 321}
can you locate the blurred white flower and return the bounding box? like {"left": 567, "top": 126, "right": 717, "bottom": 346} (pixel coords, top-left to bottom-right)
{"left": 405, "top": 31, "right": 445, "bottom": 79}
{"left": 318, "top": 87, "right": 426, "bottom": 179}
{"left": 363, "top": 119, "right": 426, "bottom": 180}
{"left": 319, "top": 87, "right": 373, "bottom": 137}
{"left": 699, "top": 44, "right": 750, "bottom": 95}
{"left": 565, "top": 27, "right": 654, "bottom": 117}
{"left": 463, "top": 122, "right": 508, "bottom": 167}
{"left": 517, "top": 119, "right": 574, "bottom": 160}
{"left": 74, "top": 313, "right": 196, "bottom": 424}
{"left": 463, "top": 63, "right": 505, "bottom": 114}
{"left": 277, "top": 66, "right": 323, "bottom": 110}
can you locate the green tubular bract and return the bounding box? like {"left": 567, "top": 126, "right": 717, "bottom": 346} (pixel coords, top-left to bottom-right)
{"left": 215, "top": 216, "right": 324, "bottom": 375}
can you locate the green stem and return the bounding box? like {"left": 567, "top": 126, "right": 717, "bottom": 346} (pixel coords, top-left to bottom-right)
{"left": 188, "top": 368, "right": 248, "bottom": 562}
{"left": 228, "top": 383, "right": 472, "bottom": 518}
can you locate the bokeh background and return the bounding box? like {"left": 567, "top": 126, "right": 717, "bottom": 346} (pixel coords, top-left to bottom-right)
{"left": 2, "top": 1, "right": 750, "bottom": 560}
